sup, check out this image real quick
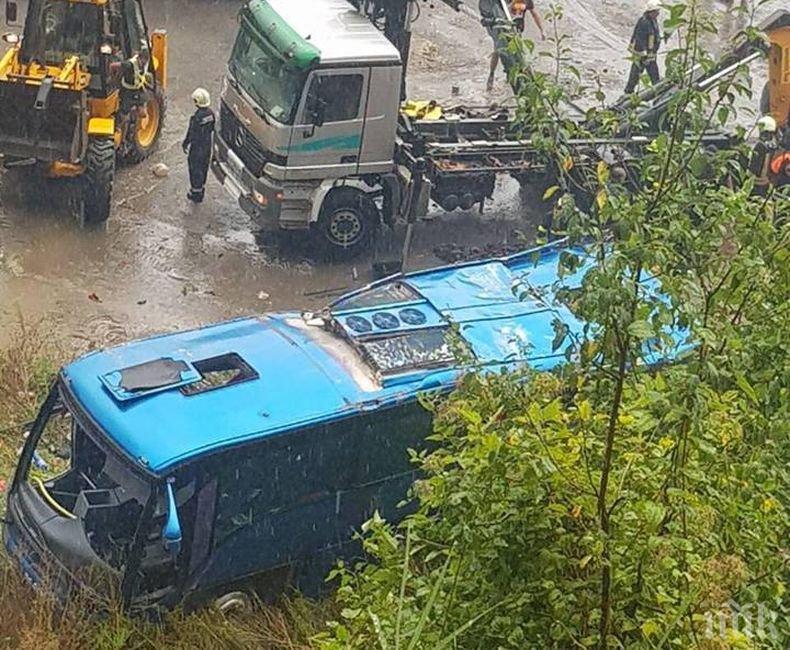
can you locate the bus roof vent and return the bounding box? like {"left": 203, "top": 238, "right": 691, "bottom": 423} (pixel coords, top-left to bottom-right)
{"left": 101, "top": 358, "right": 202, "bottom": 402}
{"left": 180, "top": 353, "right": 258, "bottom": 396}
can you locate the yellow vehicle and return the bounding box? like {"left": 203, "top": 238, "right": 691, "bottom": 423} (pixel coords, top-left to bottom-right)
{"left": 761, "top": 10, "right": 790, "bottom": 131}
{"left": 0, "top": 0, "right": 167, "bottom": 225}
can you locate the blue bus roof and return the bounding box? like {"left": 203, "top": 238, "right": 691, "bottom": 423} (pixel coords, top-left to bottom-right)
{"left": 62, "top": 242, "right": 684, "bottom": 475}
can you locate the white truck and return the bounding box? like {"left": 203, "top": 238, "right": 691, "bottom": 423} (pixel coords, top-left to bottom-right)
{"left": 212, "top": 0, "right": 767, "bottom": 258}
{"left": 212, "top": 0, "right": 405, "bottom": 257}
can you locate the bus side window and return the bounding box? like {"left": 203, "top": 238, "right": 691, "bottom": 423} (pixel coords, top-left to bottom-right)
{"left": 355, "top": 402, "right": 432, "bottom": 486}
{"left": 211, "top": 422, "right": 359, "bottom": 551}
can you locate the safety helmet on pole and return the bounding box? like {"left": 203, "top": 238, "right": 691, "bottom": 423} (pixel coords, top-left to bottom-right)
{"left": 645, "top": 0, "right": 662, "bottom": 12}
{"left": 756, "top": 115, "right": 777, "bottom": 133}
{"left": 192, "top": 88, "right": 211, "bottom": 108}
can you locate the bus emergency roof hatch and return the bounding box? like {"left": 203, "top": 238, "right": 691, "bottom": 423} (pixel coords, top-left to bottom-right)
{"left": 101, "top": 358, "right": 202, "bottom": 402}
{"left": 242, "top": 0, "right": 321, "bottom": 70}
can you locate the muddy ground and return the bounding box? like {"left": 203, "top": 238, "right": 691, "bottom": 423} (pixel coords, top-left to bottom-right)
{"left": 0, "top": 0, "right": 780, "bottom": 349}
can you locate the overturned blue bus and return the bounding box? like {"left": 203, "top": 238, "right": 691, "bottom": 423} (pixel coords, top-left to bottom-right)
{"left": 3, "top": 241, "right": 682, "bottom": 612}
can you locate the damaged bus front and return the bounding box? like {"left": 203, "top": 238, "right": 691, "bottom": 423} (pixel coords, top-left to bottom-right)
{"left": 5, "top": 379, "right": 182, "bottom": 609}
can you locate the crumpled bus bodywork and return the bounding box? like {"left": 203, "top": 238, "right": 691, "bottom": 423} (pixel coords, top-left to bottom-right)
{"left": 3, "top": 241, "right": 688, "bottom": 611}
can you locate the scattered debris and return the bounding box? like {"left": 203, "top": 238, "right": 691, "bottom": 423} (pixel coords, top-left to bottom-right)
{"left": 303, "top": 286, "right": 349, "bottom": 298}
{"left": 151, "top": 163, "right": 170, "bottom": 178}
{"left": 4, "top": 255, "right": 24, "bottom": 277}
{"left": 433, "top": 233, "right": 532, "bottom": 264}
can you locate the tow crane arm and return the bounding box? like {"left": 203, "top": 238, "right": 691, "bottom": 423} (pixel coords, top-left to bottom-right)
{"left": 348, "top": 0, "right": 464, "bottom": 95}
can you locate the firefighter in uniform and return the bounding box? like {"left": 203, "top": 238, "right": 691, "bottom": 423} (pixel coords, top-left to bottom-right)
{"left": 182, "top": 88, "right": 215, "bottom": 203}
{"left": 110, "top": 49, "right": 152, "bottom": 117}
{"left": 749, "top": 116, "right": 779, "bottom": 196}
{"left": 624, "top": 0, "right": 663, "bottom": 95}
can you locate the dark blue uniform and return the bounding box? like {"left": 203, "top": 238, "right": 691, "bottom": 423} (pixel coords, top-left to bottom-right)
{"left": 182, "top": 107, "right": 216, "bottom": 203}
{"left": 624, "top": 12, "right": 661, "bottom": 94}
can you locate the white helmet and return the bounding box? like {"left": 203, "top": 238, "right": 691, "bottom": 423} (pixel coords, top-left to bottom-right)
{"left": 757, "top": 115, "right": 777, "bottom": 133}
{"left": 645, "top": 0, "right": 662, "bottom": 12}
{"left": 192, "top": 87, "right": 211, "bottom": 108}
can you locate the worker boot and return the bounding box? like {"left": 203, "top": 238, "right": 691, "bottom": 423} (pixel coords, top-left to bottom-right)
{"left": 187, "top": 187, "right": 205, "bottom": 203}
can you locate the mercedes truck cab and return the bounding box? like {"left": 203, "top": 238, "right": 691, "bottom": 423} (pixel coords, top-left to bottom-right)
{"left": 212, "top": 0, "right": 402, "bottom": 257}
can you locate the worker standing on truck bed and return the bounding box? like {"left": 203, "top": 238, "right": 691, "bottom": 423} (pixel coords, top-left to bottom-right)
{"left": 482, "top": 0, "right": 543, "bottom": 92}
{"left": 624, "top": 0, "right": 663, "bottom": 95}
{"left": 749, "top": 116, "right": 779, "bottom": 196}
{"left": 479, "top": 0, "right": 545, "bottom": 91}
{"left": 182, "top": 88, "right": 216, "bottom": 204}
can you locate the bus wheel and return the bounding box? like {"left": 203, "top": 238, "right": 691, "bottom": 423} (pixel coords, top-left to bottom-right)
{"left": 213, "top": 591, "right": 252, "bottom": 616}
{"left": 315, "top": 187, "right": 377, "bottom": 259}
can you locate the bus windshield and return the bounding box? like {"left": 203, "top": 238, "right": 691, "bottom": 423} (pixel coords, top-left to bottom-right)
{"left": 228, "top": 25, "right": 308, "bottom": 125}
{"left": 21, "top": 0, "right": 101, "bottom": 66}
{"left": 23, "top": 383, "right": 153, "bottom": 570}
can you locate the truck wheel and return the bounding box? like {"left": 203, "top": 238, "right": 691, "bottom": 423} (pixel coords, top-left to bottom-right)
{"left": 316, "top": 187, "right": 378, "bottom": 259}
{"left": 120, "top": 88, "right": 166, "bottom": 164}
{"left": 77, "top": 137, "right": 115, "bottom": 228}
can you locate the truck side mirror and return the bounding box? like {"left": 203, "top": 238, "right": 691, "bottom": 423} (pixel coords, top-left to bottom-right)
{"left": 162, "top": 479, "right": 182, "bottom": 558}
{"left": 307, "top": 78, "right": 327, "bottom": 128}
{"left": 311, "top": 100, "right": 326, "bottom": 128}
{"left": 5, "top": 2, "right": 17, "bottom": 25}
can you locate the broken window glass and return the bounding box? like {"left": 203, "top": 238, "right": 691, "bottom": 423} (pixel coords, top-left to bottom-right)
{"left": 181, "top": 353, "right": 257, "bottom": 396}
{"left": 360, "top": 329, "right": 457, "bottom": 375}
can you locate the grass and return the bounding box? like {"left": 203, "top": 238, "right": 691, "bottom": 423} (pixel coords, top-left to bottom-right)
{"left": 0, "top": 323, "right": 328, "bottom": 649}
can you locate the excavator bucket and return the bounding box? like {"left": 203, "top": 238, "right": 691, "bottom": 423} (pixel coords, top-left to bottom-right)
{"left": 0, "top": 82, "right": 85, "bottom": 162}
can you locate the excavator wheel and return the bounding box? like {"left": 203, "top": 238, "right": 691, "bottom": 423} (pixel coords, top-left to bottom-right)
{"left": 77, "top": 137, "right": 115, "bottom": 228}
{"left": 120, "top": 87, "right": 166, "bottom": 164}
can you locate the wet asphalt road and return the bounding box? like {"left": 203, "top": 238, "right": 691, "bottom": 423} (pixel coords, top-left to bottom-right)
{"left": 0, "top": 0, "right": 535, "bottom": 349}
{"left": 0, "top": 0, "right": 778, "bottom": 349}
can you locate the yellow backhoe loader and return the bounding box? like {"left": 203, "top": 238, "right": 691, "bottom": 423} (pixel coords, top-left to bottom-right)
{"left": 761, "top": 10, "right": 790, "bottom": 132}
{"left": 0, "top": 0, "right": 167, "bottom": 226}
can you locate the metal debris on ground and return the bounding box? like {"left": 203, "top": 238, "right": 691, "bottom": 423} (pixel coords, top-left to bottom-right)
{"left": 434, "top": 234, "right": 532, "bottom": 264}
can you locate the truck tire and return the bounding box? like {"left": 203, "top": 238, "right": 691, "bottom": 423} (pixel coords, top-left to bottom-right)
{"left": 315, "top": 187, "right": 378, "bottom": 259}
{"left": 120, "top": 87, "right": 166, "bottom": 164}
{"left": 77, "top": 136, "right": 115, "bottom": 228}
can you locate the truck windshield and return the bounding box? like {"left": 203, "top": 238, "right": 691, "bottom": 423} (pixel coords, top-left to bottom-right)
{"left": 228, "top": 25, "right": 307, "bottom": 125}
{"left": 23, "top": 383, "right": 153, "bottom": 570}
{"left": 20, "top": 0, "right": 101, "bottom": 66}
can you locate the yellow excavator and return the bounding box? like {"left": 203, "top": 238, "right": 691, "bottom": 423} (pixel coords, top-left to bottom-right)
{"left": 762, "top": 10, "right": 790, "bottom": 132}
{"left": 0, "top": 0, "right": 166, "bottom": 225}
